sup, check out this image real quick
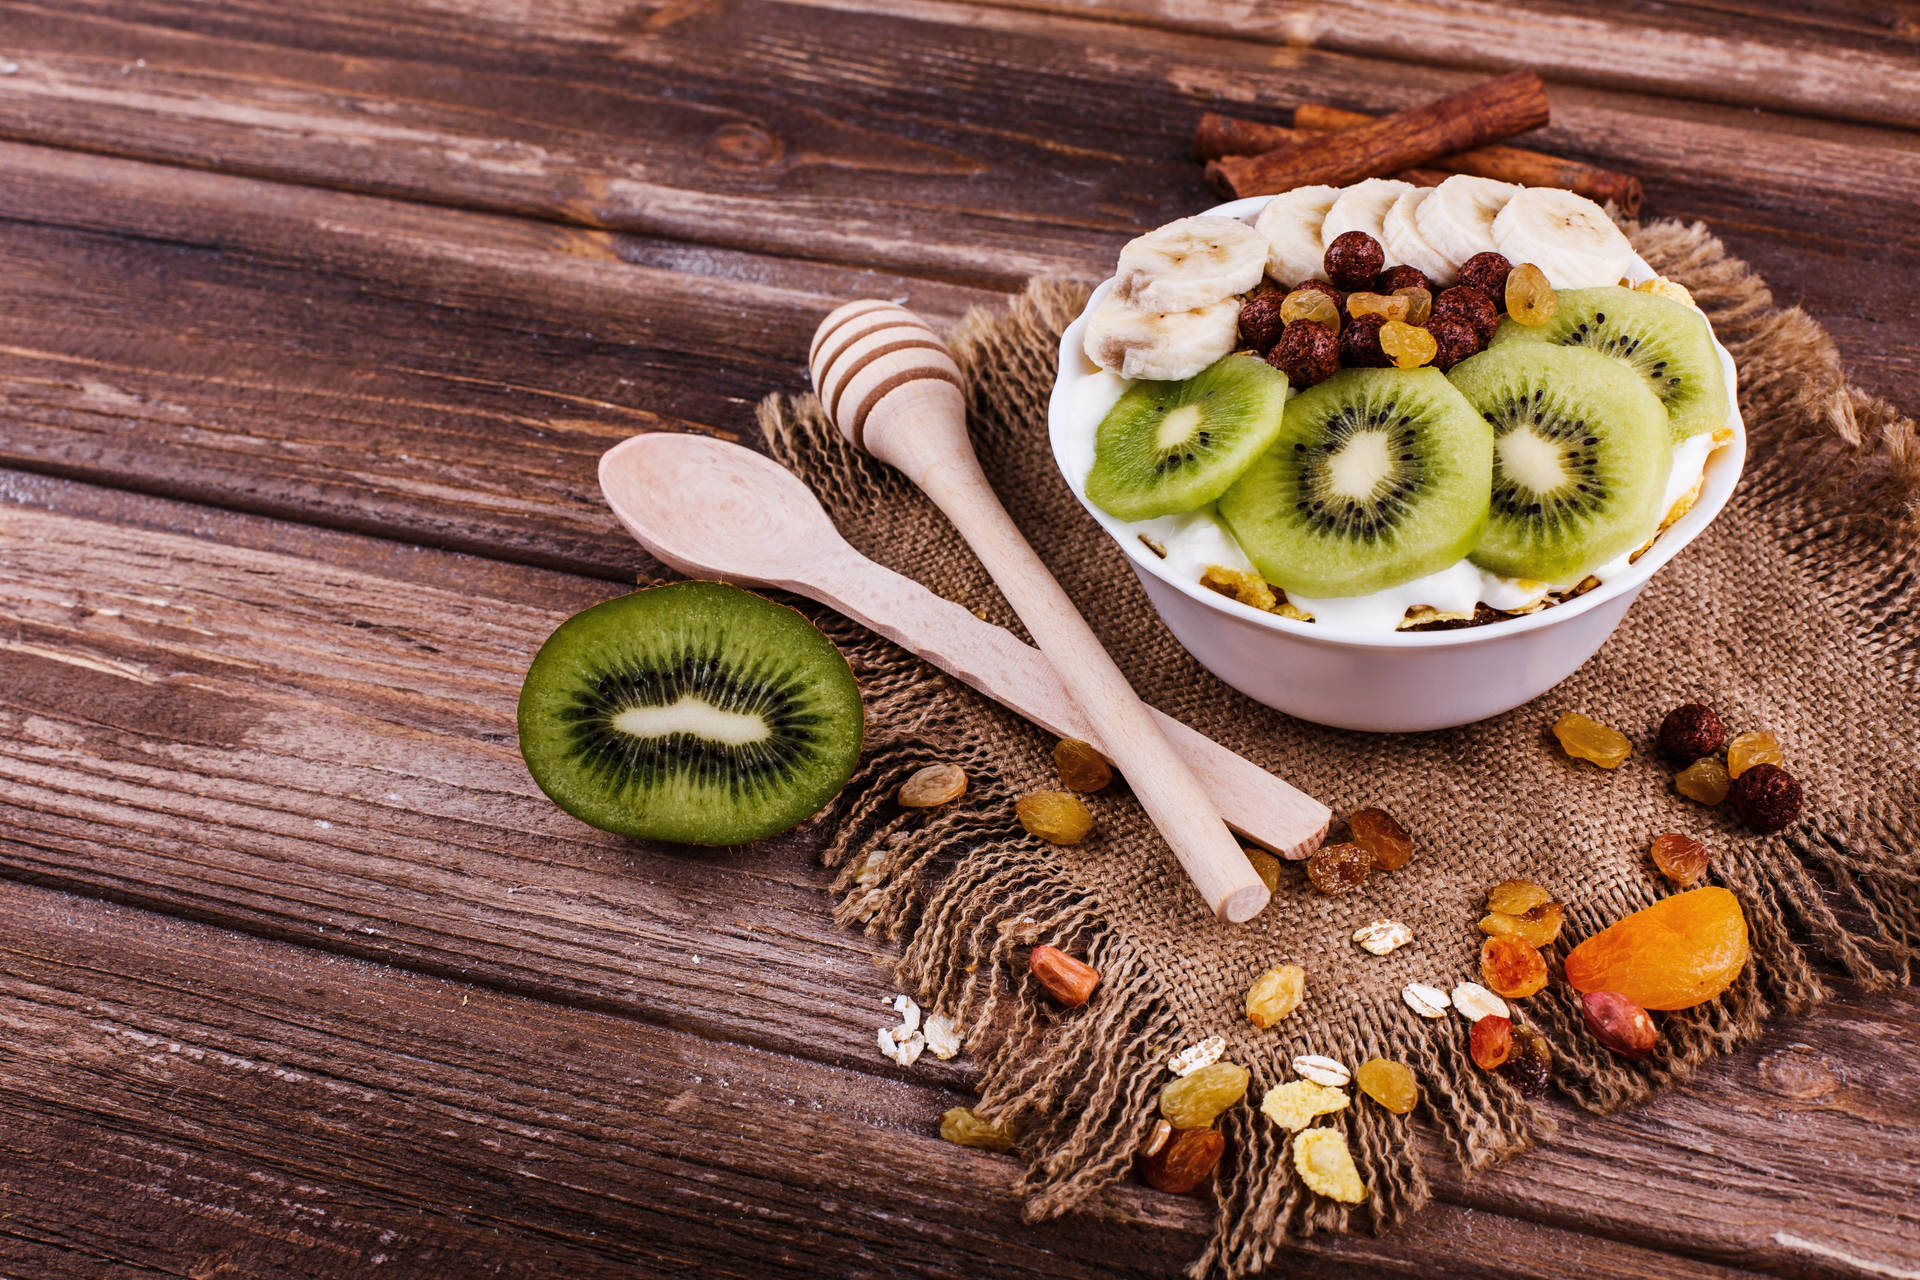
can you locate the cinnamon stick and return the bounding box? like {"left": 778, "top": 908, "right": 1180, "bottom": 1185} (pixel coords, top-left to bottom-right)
{"left": 1189, "top": 116, "right": 1449, "bottom": 188}
{"left": 1206, "top": 71, "right": 1550, "bottom": 200}
{"left": 1291, "top": 103, "right": 1642, "bottom": 214}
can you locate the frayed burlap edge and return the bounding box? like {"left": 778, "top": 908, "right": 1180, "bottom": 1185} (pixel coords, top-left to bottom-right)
{"left": 753, "top": 218, "right": 1919, "bottom": 1277}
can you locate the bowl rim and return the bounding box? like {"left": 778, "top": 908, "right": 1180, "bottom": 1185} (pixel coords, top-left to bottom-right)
{"left": 1047, "top": 192, "right": 1748, "bottom": 652}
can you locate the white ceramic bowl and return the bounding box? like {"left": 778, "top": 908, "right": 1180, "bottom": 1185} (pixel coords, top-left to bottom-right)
{"left": 1049, "top": 195, "right": 1746, "bottom": 732}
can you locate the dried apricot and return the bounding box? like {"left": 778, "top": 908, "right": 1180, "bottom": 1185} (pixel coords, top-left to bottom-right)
{"left": 1052, "top": 738, "right": 1113, "bottom": 793}
{"left": 1726, "top": 731, "right": 1783, "bottom": 778}
{"left": 1553, "top": 712, "right": 1631, "bottom": 768}
{"left": 1307, "top": 842, "right": 1372, "bottom": 894}
{"left": 1245, "top": 964, "right": 1306, "bottom": 1028}
{"left": 1480, "top": 935, "right": 1549, "bottom": 999}
{"left": 1674, "top": 757, "right": 1732, "bottom": 806}
{"left": 1160, "top": 1062, "right": 1249, "bottom": 1129}
{"left": 1563, "top": 887, "right": 1749, "bottom": 1010}
{"left": 1649, "top": 832, "right": 1710, "bottom": 887}
{"left": 1469, "top": 1015, "right": 1513, "bottom": 1070}
{"left": 1354, "top": 1058, "right": 1418, "bottom": 1114}
{"left": 1349, "top": 807, "right": 1414, "bottom": 871}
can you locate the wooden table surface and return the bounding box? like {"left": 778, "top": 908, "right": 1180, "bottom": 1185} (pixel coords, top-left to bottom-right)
{"left": 2, "top": 3, "right": 1917, "bottom": 1277}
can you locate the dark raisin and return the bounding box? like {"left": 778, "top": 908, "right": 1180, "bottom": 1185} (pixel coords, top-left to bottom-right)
{"left": 1339, "top": 313, "right": 1391, "bottom": 368}
{"left": 1454, "top": 252, "right": 1514, "bottom": 306}
{"left": 1323, "top": 231, "right": 1385, "bottom": 291}
{"left": 1266, "top": 320, "right": 1340, "bottom": 387}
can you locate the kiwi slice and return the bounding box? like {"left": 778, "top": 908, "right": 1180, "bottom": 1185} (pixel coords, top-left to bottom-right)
{"left": 1447, "top": 344, "right": 1672, "bottom": 584}
{"left": 1085, "top": 354, "right": 1291, "bottom": 520}
{"left": 1217, "top": 367, "right": 1492, "bottom": 598}
{"left": 517, "top": 581, "right": 863, "bottom": 845}
{"left": 1492, "top": 286, "right": 1728, "bottom": 442}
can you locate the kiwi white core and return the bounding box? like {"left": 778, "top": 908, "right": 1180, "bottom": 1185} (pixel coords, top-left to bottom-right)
{"left": 1326, "top": 431, "right": 1394, "bottom": 502}
{"left": 1496, "top": 428, "right": 1567, "bottom": 495}
{"left": 612, "top": 695, "right": 770, "bottom": 746}
{"left": 1154, "top": 403, "right": 1206, "bottom": 451}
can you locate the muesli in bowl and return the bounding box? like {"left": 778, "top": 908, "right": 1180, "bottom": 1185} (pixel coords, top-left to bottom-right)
{"left": 1049, "top": 177, "right": 1745, "bottom": 731}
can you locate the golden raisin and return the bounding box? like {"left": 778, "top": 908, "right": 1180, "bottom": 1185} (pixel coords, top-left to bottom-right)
{"left": 1139, "top": 1126, "right": 1225, "bottom": 1194}
{"left": 1052, "top": 738, "right": 1113, "bottom": 792}
{"left": 1349, "top": 807, "right": 1414, "bottom": 871}
{"left": 1650, "top": 832, "right": 1711, "bottom": 887}
{"left": 1505, "top": 262, "right": 1558, "bottom": 325}
{"left": 899, "top": 763, "right": 967, "bottom": 808}
{"left": 1553, "top": 712, "right": 1632, "bottom": 768}
{"left": 1259, "top": 1079, "right": 1348, "bottom": 1132}
{"left": 1244, "top": 963, "right": 1306, "bottom": 1028}
{"left": 1394, "top": 286, "right": 1433, "bottom": 325}
{"left": 1486, "top": 878, "right": 1552, "bottom": 916}
{"left": 1354, "top": 1058, "right": 1418, "bottom": 1115}
{"left": 1379, "top": 319, "right": 1438, "bottom": 369}
{"left": 1245, "top": 847, "right": 1282, "bottom": 894}
{"left": 1160, "top": 1062, "right": 1250, "bottom": 1129}
{"left": 1477, "top": 900, "right": 1566, "bottom": 948}
{"left": 1307, "top": 842, "right": 1372, "bottom": 894}
{"left": 1015, "top": 791, "right": 1093, "bottom": 845}
{"left": 940, "top": 1106, "right": 1016, "bottom": 1151}
{"left": 1674, "top": 757, "right": 1732, "bottom": 806}
{"left": 1563, "top": 887, "right": 1749, "bottom": 1010}
{"left": 1280, "top": 287, "right": 1342, "bottom": 333}
{"left": 1726, "top": 731, "right": 1784, "bottom": 778}
{"left": 1469, "top": 1015, "right": 1513, "bottom": 1070}
{"left": 1480, "top": 935, "right": 1549, "bottom": 999}
{"left": 1293, "top": 1128, "right": 1367, "bottom": 1204}
{"left": 1345, "top": 291, "right": 1410, "bottom": 322}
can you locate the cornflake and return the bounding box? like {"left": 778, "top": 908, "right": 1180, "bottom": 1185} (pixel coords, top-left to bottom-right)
{"left": 878, "top": 994, "right": 927, "bottom": 1067}
{"left": 1167, "top": 1035, "right": 1227, "bottom": 1077}
{"left": 1353, "top": 919, "right": 1413, "bottom": 955}
{"left": 1293, "top": 1128, "right": 1368, "bottom": 1204}
{"left": 1260, "top": 1080, "right": 1348, "bottom": 1132}
{"left": 923, "top": 1013, "right": 961, "bottom": 1061}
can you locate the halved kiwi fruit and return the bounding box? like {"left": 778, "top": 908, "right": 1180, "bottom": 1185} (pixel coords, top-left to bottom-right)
{"left": 1217, "top": 367, "right": 1493, "bottom": 598}
{"left": 1085, "top": 354, "right": 1292, "bottom": 520}
{"left": 517, "top": 581, "right": 863, "bottom": 845}
{"left": 1492, "top": 286, "right": 1728, "bottom": 442}
{"left": 1447, "top": 344, "right": 1672, "bottom": 584}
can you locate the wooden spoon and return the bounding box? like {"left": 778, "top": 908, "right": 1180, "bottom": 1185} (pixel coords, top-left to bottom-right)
{"left": 599, "top": 431, "right": 1329, "bottom": 864}
{"left": 807, "top": 300, "right": 1281, "bottom": 922}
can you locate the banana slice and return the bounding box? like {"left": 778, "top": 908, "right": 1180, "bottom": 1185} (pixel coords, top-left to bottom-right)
{"left": 1253, "top": 184, "right": 1340, "bottom": 285}
{"left": 1414, "top": 174, "right": 1520, "bottom": 271}
{"left": 1381, "top": 189, "right": 1457, "bottom": 286}
{"left": 1491, "top": 188, "right": 1636, "bottom": 289}
{"left": 1320, "top": 178, "right": 1417, "bottom": 248}
{"left": 1083, "top": 294, "right": 1240, "bottom": 382}
{"left": 1115, "top": 216, "right": 1267, "bottom": 312}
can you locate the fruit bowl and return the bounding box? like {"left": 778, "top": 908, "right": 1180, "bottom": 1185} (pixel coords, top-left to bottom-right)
{"left": 1048, "top": 194, "right": 1746, "bottom": 733}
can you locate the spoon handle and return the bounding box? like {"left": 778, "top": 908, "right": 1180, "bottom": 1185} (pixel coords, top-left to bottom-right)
{"left": 811, "top": 546, "right": 1329, "bottom": 859}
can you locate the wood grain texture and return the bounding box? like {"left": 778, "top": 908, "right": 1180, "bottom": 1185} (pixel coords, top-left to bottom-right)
{"left": 3, "top": 473, "right": 1918, "bottom": 1279}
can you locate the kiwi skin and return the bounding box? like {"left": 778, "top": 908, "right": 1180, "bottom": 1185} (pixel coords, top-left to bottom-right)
{"left": 517, "top": 581, "right": 864, "bottom": 846}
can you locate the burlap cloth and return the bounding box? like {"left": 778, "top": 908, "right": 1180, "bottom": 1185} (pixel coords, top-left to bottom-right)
{"left": 755, "top": 220, "right": 1920, "bottom": 1277}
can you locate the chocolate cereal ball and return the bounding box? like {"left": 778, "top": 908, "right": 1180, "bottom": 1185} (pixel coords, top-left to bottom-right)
{"left": 1237, "top": 290, "right": 1288, "bottom": 352}
{"left": 1434, "top": 285, "right": 1499, "bottom": 344}
{"left": 1424, "top": 316, "right": 1479, "bottom": 371}
{"left": 1339, "top": 313, "right": 1391, "bottom": 368}
{"left": 1455, "top": 252, "right": 1514, "bottom": 304}
{"left": 1267, "top": 320, "right": 1340, "bottom": 387}
{"left": 1375, "top": 264, "right": 1432, "bottom": 295}
{"left": 1323, "top": 231, "right": 1385, "bottom": 291}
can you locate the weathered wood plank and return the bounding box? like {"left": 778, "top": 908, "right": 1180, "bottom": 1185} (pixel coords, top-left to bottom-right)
{"left": 0, "top": 1, "right": 1912, "bottom": 404}
{"left": 0, "top": 877, "right": 1788, "bottom": 1280}
{"left": 3, "top": 473, "right": 1918, "bottom": 1278}
{"left": 942, "top": 0, "right": 1920, "bottom": 129}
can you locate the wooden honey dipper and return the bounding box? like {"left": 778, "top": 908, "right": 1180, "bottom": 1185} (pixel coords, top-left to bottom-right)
{"left": 809, "top": 300, "right": 1272, "bottom": 923}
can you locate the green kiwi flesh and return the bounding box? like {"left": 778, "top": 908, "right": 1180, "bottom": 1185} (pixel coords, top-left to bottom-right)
{"left": 1217, "top": 367, "right": 1493, "bottom": 598}
{"left": 517, "top": 581, "right": 863, "bottom": 845}
{"left": 1492, "top": 286, "right": 1728, "bottom": 443}
{"left": 1447, "top": 344, "right": 1673, "bottom": 584}
{"left": 1085, "top": 354, "right": 1292, "bottom": 520}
